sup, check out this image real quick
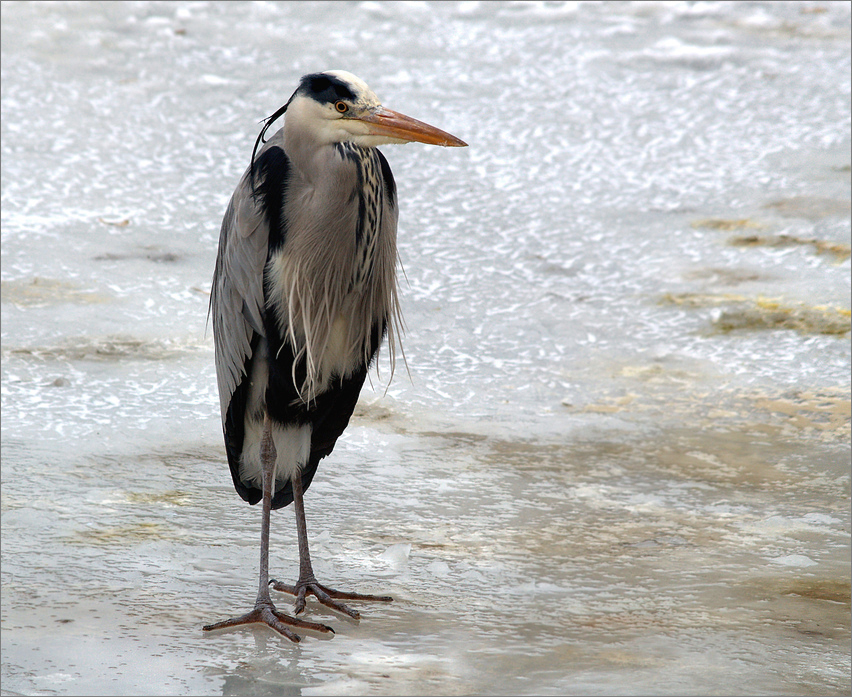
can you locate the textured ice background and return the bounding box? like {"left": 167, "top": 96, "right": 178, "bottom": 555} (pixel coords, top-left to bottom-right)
{"left": 2, "top": 2, "right": 849, "bottom": 695}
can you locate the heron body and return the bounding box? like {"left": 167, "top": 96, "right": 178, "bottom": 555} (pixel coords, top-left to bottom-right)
{"left": 214, "top": 119, "right": 398, "bottom": 510}
{"left": 205, "top": 71, "right": 466, "bottom": 640}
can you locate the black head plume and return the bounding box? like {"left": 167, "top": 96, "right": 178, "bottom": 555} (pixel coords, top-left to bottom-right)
{"left": 249, "top": 99, "right": 290, "bottom": 192}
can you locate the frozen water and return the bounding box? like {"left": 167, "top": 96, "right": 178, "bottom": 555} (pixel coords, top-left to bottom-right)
{"left": 2, "top": 1, "right": 849, "bottom": 695}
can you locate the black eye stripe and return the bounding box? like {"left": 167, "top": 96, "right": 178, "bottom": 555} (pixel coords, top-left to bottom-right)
{"left": 301, "top": 73, "right": 357, "bottom": 105}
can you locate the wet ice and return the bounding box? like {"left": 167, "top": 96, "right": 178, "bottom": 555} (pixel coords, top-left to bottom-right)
{"left": 2, "top": 1, "right": 850, "bottom": 696}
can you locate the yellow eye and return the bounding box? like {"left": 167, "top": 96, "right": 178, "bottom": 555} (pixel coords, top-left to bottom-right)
{"left": 334, "top": 101, "right": 348, "bottom": 114}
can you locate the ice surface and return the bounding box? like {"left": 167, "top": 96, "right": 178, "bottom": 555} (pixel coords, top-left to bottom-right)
{"left": 2, "top": 1, "right": 849, "bottom": 695}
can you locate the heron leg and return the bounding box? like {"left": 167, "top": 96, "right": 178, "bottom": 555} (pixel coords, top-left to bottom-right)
{"left": 269, "top": 469, "right": 393, "bottom": 619}
{"left": 204, "top": 416, "right": 334, "bottom": 641}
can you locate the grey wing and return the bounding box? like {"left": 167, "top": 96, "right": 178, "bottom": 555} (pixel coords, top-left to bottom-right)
{"left": 210, "top": 147, "right": 274, "bottom": 425}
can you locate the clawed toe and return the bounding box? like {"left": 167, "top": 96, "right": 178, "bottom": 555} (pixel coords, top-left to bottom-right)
{"left": 270, "top": 578, "right": 393, "bottom": 619}
{"left": 203, "top": 601, "right": 334, "bottom": 642}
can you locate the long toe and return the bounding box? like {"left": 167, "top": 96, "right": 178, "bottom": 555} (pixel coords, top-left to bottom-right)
{"left": 203, "top": 601, "right": 334, "bottom": 641}
{"left": 270, "top": 579, "right": 393, "bottom": 619}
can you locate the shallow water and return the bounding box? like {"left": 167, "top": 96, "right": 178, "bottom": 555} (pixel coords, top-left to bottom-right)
{"left": 1, "top": 1, "right": 850, "bottom": 695}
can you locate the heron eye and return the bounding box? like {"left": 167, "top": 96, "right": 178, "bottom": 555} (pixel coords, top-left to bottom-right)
{"left": 334, "top": 101, "right": 348, "bottom": 114}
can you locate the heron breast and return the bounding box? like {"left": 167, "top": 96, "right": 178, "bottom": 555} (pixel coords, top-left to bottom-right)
{"left": 322, "top": 313, "right": 358, "bottom": 378}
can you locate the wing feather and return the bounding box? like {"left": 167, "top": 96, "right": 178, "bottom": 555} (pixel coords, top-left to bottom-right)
{"left": 210, "top": 133, "right": 288, "bottom": 425}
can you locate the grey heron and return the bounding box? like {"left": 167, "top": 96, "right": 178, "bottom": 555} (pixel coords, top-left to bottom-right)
{"left": 204, "top": 70, "right": 466, "bottom": 641}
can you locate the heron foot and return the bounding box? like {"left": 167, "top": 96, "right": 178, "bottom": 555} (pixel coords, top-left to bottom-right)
{"left": 269, "top": 577, "right": 393, "bottom": 620}
{"left": 203, "top": 599, "right": 334, "bottom": 642}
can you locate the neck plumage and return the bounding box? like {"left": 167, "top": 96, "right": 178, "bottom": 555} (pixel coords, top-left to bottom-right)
{"left": 265, "top": 140, "right": 402, "bottom": 402}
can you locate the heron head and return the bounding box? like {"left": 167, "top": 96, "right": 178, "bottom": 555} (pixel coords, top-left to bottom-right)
{"left": 285, "top": 70, "right": 467, "bottom": 148}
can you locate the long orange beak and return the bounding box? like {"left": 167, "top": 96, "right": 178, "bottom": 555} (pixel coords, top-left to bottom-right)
{"left": 358, "top": 107, "right": 467, "bottom": 147}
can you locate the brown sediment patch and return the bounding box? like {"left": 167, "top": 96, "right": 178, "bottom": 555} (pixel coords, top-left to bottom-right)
{"left": 126, "top": 491, "right": 193, "bottom": 506}
{"left": 775, "top": 578, "right": 851, "bottom": 605}
{"left": 764, "top": 196, "right": 851, "bottom": 220}
{"left": 691, "top": 218, "right": 767, "bottom": 231}
{"left": 727, "top": 233, "right": 850, "bottom": 263}
{"left": 660, "top": 292, "right": 747, "bottom": 307}
{"left": 712, "top": 298, "right": 850, "bottom": 336}
{"left": 69, "top": 522, "right": 179, "bottom": 545}
{"left": 4, "top": 335, "right": 206, "bottom": 361}
{"left": 93, "top": 247, "right": 183, "bottom": 263}
{"left": 97, "top": 217, "right": 130, "bottom": 227}
{"left": 565, "top": 351, "right": 850, "bottom": 443}
{"left": 659, "top": 293, "right": 851, "bottom": 336}
{"left": 0, "top": 277, "right": 110, "bottom": 307}
{"left": 681, "top": 267, "right": 766, "bottom": 286}
{"left": 752, "top": 389, "right": 852, "bottom": 435}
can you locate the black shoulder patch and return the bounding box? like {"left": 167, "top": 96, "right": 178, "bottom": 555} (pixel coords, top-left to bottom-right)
{"left": 251, "top": 145, "right": 290, "bottom": 254}
{"left": 376, "top": 149, "right": 397, "bottom": 207}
